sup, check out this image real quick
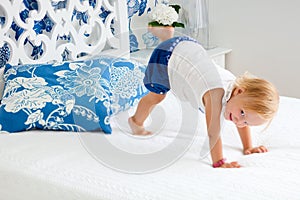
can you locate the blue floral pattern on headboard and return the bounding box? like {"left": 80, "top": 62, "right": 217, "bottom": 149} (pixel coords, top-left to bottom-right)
{"left": 0, "top": 0, "right": 160, "bottom": 68}
{"left": 0, "top": 44, "right": 10, "bottom": 69}
{"left": 0, "top": 0, "right": 115, "bottom": 68}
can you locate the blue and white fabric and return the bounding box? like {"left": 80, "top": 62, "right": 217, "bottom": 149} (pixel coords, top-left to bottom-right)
{"left": 143, "top": 36, "right": 198, "bottom": 94}
{"left": 110, "top": 59, "right": 148, "bottom": 115}
{"left": 0, "top": 58, "right": 112, "bottom": 133}
{"left": 0, "top": 56, "right": 148, "bottom": 133}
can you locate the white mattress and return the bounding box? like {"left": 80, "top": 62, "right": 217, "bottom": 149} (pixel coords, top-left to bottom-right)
{"left": 1, "top": 94, "right": 300, "bottom": 200}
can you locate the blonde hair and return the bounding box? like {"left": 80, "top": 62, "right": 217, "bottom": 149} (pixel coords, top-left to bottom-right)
{"left": 233, "top": 72, "right": 279, "bottom": 121}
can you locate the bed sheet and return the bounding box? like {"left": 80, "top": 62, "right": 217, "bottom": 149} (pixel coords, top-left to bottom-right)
{"left": 0, "top": 94, "right": 300, "bottom": 200}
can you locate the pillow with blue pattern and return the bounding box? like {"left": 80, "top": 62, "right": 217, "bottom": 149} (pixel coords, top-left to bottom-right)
{"left": 109, "top": 59, "right": 149, "bottom": 115}
{"left": 0, "top": 57, "right": 113, "bottom": 133}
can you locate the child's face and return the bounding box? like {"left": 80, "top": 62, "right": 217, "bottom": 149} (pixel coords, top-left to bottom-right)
{"left": 224, "top": 92, "right": 267, "bottom": 128}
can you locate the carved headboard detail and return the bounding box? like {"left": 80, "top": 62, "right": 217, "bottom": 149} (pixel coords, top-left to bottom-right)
{"left": 0, "top": 0, "right": 129, "bottom": 66}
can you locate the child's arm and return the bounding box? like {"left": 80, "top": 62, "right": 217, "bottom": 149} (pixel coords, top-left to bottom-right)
{"left": 237, "top": 126, "right": 268, "bottom": 154}
{"left": 203, "top": 88, "right": 240, "bottom": 168}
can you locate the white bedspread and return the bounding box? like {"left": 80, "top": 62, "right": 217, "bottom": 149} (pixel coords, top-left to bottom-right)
{"left": 0, "top": 95, "right": 300, "bottom": 200}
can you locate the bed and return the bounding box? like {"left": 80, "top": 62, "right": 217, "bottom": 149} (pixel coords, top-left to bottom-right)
{"left": 1, "top": 1, "right": 300, "bottom": 200}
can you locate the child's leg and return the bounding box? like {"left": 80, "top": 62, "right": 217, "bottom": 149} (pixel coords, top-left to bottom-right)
{"left": 129, "top": 92, "right": 166, "bottom": 135}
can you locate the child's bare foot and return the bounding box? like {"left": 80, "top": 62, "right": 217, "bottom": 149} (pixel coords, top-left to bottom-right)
{"left": 128, "top": 117, "right": 152, "bottom": 135}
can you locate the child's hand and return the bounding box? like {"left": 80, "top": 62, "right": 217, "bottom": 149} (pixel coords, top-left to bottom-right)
{"left": 220, "top": 161, "right": 241, "bottom": 168}
{"left": 244, "top": 145, "right": 268, "bottom": 155}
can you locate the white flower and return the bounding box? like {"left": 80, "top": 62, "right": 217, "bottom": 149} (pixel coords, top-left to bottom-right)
{"left": 149, "top": 4, "right": 178, "bottom": 26}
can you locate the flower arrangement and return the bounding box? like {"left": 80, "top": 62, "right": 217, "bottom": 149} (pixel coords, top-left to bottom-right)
{"left": 148, "top": 4, "right": 184, "bottom": 28}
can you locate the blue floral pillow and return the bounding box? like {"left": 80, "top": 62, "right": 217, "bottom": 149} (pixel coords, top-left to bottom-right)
{"left": 109, "top": 58, "right": 149, "bottom": 115}
{"left": 0, "top": 58, "right": 112, "bottom": 133}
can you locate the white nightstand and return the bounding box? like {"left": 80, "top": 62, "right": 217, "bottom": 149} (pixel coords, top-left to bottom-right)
{"left": 130, "top": 47, "right": 232, "bottom": 68}
{"left": 207, "top": 47, "right": 232, "bottom": 68}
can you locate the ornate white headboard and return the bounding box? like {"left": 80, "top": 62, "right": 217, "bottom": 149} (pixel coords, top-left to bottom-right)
{"left": 0, "top": 0, "right": 129, "bottom": 66}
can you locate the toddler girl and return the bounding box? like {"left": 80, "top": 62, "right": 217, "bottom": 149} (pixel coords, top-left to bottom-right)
{"left": 128, "top": 33, "right": 279, "bottom": 168}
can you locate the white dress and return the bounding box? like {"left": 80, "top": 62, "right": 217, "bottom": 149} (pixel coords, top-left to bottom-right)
{"left": 168, "top": 41, "right": 236, "bottom": 113}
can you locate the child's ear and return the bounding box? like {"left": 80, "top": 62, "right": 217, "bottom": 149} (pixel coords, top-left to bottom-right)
{"left": 233, "top": 87, "right": 245, "bottom": 96}
{"left": 237, "top": 88, "right": 245, "bottom": 94}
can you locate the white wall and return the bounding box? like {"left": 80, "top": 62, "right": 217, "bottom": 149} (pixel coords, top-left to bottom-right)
{"left": 209, "top": 0, "right": 300, "bottom": 98}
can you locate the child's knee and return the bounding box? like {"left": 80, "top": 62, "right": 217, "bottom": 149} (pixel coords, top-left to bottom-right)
{"left": 149, "top": 92, "right": 166, "bottom": 103}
